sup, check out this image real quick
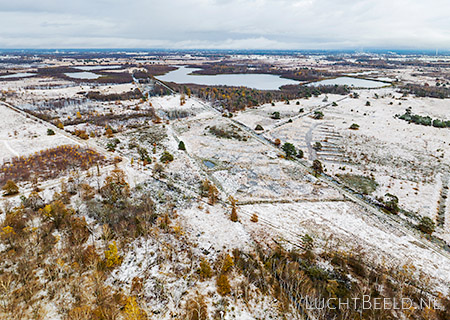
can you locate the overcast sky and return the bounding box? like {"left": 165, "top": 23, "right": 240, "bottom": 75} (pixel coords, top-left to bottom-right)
{"left": 1, "top": 0, "right": 449, "bottom": 50}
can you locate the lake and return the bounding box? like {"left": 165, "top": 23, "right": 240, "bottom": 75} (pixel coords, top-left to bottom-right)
{"left": 74, "top": 65, "right": 122, "bottom": 71}
{"left": 156, "top": 66, "right": 300, "bottom": 90}
{"left": 0, "top": 72, "right": 36, "bottom": 79}
{"left": 308, "top": 77, "right": 389, "bottom": 88}
{"left": 64, "top": 72, "right": 101, "bottom": 80}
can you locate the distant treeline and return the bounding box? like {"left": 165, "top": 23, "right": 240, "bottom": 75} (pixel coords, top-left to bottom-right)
{"left": 188, "top": 63, "right": 337, "bottom": 82}
{"left": 400, "top": 84, "right": 450, "bottom": 99}
{"left": 143, "top": 65, "right": 177, "bottom": 77}
{"left": 85, "top": 89, "right": 143, "bottom": 101}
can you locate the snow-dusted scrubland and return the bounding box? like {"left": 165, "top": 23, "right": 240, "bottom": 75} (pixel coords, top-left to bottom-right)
{"left": 1, "top": 54, "right": 450, "bottom": 320}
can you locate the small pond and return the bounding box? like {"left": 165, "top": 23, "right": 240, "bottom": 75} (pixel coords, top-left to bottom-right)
{"left": 64, "top": 72, "right": 101, "bottom": 80}
{"left": 203, "top": 160, "right": 216, "bottom": 169}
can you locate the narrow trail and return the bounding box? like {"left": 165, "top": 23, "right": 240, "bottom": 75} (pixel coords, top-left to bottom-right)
{"left": 305, "top": 122, "right": 321, "bottom": 161}
{"left": 1, "top": 140, "right": 19, "bottom": 158}
{"left": 437, "top": 174, "right": 449, "bottom": 228}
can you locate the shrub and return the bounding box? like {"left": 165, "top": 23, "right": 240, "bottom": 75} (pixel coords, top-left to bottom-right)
{"left": 47, "top": 128, "right": 55, "bottom": 135}
{"left": 282, "top": 142, "right": 296, "bottom": 159}
{"left": 69, "top": 217, "right": 90, "bottom": 246}
{"left": 301, "top": 234, "right": 314, "bottom": 251}
{"left": 229, "top": 197, "right": 238, "bottom": 222}
{"left": 418, "top": 217, "right": 435, "bottom": 235}
{"left": 100, "top": 168, "right": 130, "bottom": 207}
{"left": 383, "top": 193, "right": 399, "bottom": 214}
{"left": 22, "top": 191, "right": 44, "bottom": 210}
{"left": 200, "top": 179, "right": 219, "bottom": 205}
{"left": 104, "top": 241, "right": 122, "bottom": 268}
{"left": 105, "top": 127, "right": 114, "bottom": 137}
{"left": 80, "top": 183, "right": 95, "bottom": 200}
{"left": 313, "top": 142, "right": 322, "bottom": 151}
{"left": 67, "top": 306, "right": 92, "bottom": 320}
{"left": 185, "top": 295, "right": 208, "bottom": 320}
{"left": 40, "top": 200, "right": 73, "bottom": 228}
{"left": 297, "top": 149, "right": 304, "bottom": 159}
{"left": 73, "top": 129, "right": 89, "bottom": 140}
{"left": 137, "top": 147, "right": 151, "bottom": 163}
{"left": 198, "top": 258, "right": 212, "bottom": 280}
{"left": 313, "top": 111, "right": 324, "bottom": 119}
{"left": 271, "top": 111, "right": 281, "bottom": 119}
{"left": 332, "top": 102, "right": 338, "bottom": 106}
{"left": 123, "top": 296, "right": 147, "bottom": 320}
{"left": 312, "top": 160, "right": 323, "bottom": 176}
{"left": 250, "top": 214, "right": 258, "bottom": 222}
{"left": 208, "top": 125, "right": 247, "bottom": 141}
{"left": 79, "top": 245, "right": 100, "bottom": 267}
{"left": 216, "top": 274, "right": 231, "bottom": 296}
{"left": 2, "top": 180, "right": 19, "bottom": 196}
{"left": 152, "top": 162, "right": 165, "bottom": 178}
{"left": 349, "top": 123, "right": 360, "bottom": 130}
{"left": 220, "top": 254, "right": 234, "bottom": 273}
{"left": 178, "top": 141, "right": 186, "bottom": 151}
{"left": 160, "top": 151, "right": 174, "bottom": 163}
{"left": 365, "top": 101, "right": 371, "bottom": 106}
{"left": 106, "top": 138, "right": 120, "bottom": 152}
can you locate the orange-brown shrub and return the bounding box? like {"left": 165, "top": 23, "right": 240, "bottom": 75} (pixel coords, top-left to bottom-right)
{"left": 0, "top": 145, "right": 107, "bottom": 185}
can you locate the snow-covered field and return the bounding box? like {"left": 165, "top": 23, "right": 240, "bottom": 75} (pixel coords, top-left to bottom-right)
{"left": 0, "top": 103, "right": 78, "bottom": 163}
{"left": 174, "top": 112, "right": 342, "bottom": 202}
{"left": 250, "top": 89, "right": 450, "bottom": 231}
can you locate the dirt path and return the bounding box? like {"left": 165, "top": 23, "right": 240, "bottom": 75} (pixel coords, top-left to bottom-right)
{"left": 305, "top": 122, "right": 321, "bottom": 160}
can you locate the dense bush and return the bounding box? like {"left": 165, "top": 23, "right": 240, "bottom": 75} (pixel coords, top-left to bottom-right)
{"left": 170, "top": 82, "right": 350, "bottom": 112}
{"left": 160, "top": 151, "right": 174, "bottom": 163}
{"left": 313, "top": 111, "right": 324, "bottom": 119}
{"left": 178, "top": 141, "right": 186, "bottom": 151}
{"left": 282, "top": 142, "right": 297, "bottom": 159}
{"left": 418, "top": 216, "right": 435, "bottom": 235}
{"left": 349, "top": 123, "right": 360, "bottom": 130}
{"left": 400, "top": 84, "right": 450, "bottom": 99}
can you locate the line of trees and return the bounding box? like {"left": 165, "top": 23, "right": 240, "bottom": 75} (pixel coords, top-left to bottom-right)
{"left": 397, "top": 109, "right": 450, "bottom": 128}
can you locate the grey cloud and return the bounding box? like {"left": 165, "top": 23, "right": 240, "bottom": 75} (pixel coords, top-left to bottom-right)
{"left": 0, "top": 0, "right": 449, "bottom": 49}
